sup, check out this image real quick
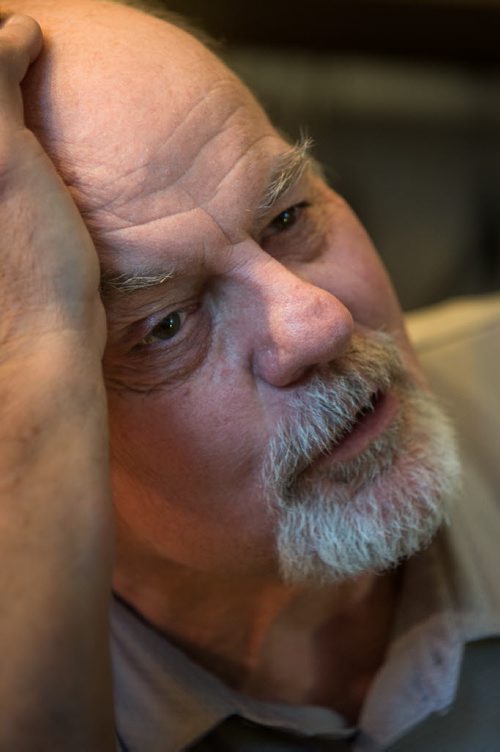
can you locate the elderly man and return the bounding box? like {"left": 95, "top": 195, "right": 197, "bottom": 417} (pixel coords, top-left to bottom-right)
{"left": 1, "top": 1, "right": 499, "bottom": 750}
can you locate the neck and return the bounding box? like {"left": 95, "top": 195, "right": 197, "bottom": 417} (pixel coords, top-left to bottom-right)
{"left": 113, "top": 541, "right": 401, "bottom": 723}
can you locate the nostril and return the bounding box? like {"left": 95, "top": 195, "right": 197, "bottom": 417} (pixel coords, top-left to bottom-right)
{"left": 253, "top": 298, "right": 354, "bottom": 388}
{"left": 252, "top": 345, "right": 310, "bottom": 388}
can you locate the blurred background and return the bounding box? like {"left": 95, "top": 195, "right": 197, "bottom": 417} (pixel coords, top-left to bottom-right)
{"left": 159, "top": 0, "right": 500, "bottom": 310}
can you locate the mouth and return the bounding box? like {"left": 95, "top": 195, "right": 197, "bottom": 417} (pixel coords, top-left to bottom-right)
{"left": 314, "top": 388, "right": 399, "bottom": 466}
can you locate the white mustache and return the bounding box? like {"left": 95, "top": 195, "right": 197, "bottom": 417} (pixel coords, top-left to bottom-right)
{"left": 264, "top": 331, "right": 411, "bottom": 495}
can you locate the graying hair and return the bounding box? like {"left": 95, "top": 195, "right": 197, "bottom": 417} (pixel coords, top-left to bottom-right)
{"left": 263, "top": 331, "right": 461, "bottom": 585}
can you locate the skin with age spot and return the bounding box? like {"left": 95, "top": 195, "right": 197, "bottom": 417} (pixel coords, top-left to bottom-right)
{"left": 4, "top": 0, "right": 459, "bottom": 732}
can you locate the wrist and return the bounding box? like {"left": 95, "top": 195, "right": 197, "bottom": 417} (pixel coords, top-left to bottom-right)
{"left": 0, "top": 332, "right": 107, "bottom": 445}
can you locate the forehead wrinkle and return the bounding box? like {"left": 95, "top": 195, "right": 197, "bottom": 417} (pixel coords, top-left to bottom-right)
{"left": 167, "top": 102, "right": 252, "bottom": 220}
{"left": 181, "top": 132, "right": 273, "bottom": 245}
{"left": 98, "top": 139, "right": 316, "bottom": 303}
{"left": 71, "top": 79, "right": 244, "bottom": 220}
{"left": 200, "top": 130, "right": 273, "bottom": 203}
{"left": 124, "top": 79, "right": 243, "bottom": 188}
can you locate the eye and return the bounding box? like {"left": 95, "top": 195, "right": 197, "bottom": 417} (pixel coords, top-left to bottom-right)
{"left": 267, "top": 201, "right": 310, "bottom": 236}
{"left": 141, "top": 311, "right": 185, "bottom": 345}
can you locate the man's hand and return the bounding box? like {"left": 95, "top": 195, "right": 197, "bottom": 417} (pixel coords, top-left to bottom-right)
{"left": 0, "top": 15, "right": 114, "bottom": 751}
{"left": 0, "top": 13, "right": 105, "bottom": 352}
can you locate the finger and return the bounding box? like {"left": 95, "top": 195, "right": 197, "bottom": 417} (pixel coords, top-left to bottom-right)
{"left": 0, "top": 14, "right": 43, "bottom": 84}
{"left": 0, "top": 14, "right": 42, "bottom": 130}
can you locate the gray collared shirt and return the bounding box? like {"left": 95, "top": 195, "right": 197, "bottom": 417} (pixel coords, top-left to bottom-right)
{"left": 111, "top": 295, "right": 500, "bottom": 751}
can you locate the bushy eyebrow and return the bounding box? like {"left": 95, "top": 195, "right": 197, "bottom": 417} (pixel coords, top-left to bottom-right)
{"left": 256, "top": 135, "right": 315, "bottom": 219}
{"left": 100, "top": 268, "right": 176, "bottom": 297}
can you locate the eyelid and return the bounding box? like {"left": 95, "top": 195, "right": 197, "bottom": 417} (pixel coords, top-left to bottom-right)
{"left": 140, "top": 310, "right": 188, "bottom": 346}
{"left": 261, "top": 200, "right": 311, "bottom": 240}
{"left": 136, "top": 302, "right": 198, "bottom": 348}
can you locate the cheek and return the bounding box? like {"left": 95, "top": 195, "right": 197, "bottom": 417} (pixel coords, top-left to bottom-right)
{"left": 107, "top": 385, "right": 279, "bottom": 574}
{"left": 314, "top": 200, "right": 405, "bottom": 333}
{"left": 344, "top": 251, "right": 401, "bottom": 329}
{"left": 107, "top": 383, "right": 264, "bottom": 513}
{"left": 317, "top": 205, "right": 427, "bottom": 386}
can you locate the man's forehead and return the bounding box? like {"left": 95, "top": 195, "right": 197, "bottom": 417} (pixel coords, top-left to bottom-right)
{"left": 99, "top": 136, "right": 316, "bottom": 299}
{"left": 18, "top": 0, "right": 236, "bottom": 156}
{"left": 18, "top": 0, "right": 279, "bottom": 210}
{"left": 12, "top": 0, "right": 318, "bottom": 294}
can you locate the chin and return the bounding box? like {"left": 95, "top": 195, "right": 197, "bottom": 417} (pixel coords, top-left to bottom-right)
{"left": 263, "top": 340, "right": 461, "bottom": 587}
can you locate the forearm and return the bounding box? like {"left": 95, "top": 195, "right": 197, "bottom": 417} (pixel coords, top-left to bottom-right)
{"left": 0, "top": 15, "right": 116, "bottom": 748}
{"left": 0, "top": 338, "right": 115, "bottom": 751}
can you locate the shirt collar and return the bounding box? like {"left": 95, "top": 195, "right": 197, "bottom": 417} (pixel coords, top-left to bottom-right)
{"left": 111, "top": 595, "right": 354, "bottom": 751}
{"left": 358, "top": 458, "right": 500, "bottom": 749}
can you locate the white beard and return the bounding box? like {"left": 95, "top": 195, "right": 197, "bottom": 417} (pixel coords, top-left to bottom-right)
{"left": 263, "top": 332, "right": 461, "bottom": 585}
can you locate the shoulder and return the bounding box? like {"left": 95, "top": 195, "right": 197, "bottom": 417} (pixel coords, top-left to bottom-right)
{"left": 405, "top": 294, "right": 500, "bottom": 415}
{"left": 406, "top": 293, "right": 500, "bottom": 523}
{"left": 406, "top": 296, "right": 500, "bottom": 632}
{"left": 406, "top": 296, "right": 500, "bottom": 624}
{"left": 406, "top": 293, "right": 500, "bottom": 360}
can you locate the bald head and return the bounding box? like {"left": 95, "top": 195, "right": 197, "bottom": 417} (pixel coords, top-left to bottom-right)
{"left": 5, "top": 0, "right": 274, "bottom": 259}
{"left": 10, "top": 0, "right": 229, "bottom": 155}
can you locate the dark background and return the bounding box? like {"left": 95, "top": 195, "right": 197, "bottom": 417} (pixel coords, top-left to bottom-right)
{"left": 164, "top": 0, "right": 500, "bottom": 64}
{"left": 157, "top": 0, "right": 500, "bottom": 310}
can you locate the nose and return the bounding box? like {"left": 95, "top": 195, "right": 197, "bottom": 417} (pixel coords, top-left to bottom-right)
{"left": 250, "top": 261, "right": 354, "bottom": 388}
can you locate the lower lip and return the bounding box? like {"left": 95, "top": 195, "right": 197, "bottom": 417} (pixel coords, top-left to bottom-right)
{"left": 316, "top": 389, "right": 399, "bottom": 465}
